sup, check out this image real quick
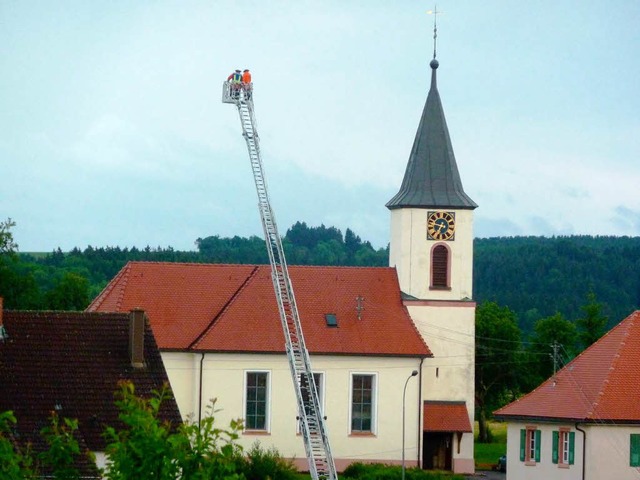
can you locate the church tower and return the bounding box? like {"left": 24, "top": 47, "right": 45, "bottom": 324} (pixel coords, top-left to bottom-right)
{"left": 387, "top": 54, "right": 477, "bottom": 473}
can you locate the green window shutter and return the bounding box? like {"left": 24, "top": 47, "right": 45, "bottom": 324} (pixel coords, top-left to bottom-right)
{"left": 534, "top": 429, "right": 541, "bottom": 462}
{"left": 631, "top": 434, "right": 640, "bottom": 467}
{"left": 569, "top": 432, "right": 575, "bottom": 465}
{"left": 520, "top": 429, "right": 526, "bottom": 461}
{"left": 552, "top": 431, "right": 559, "bottom": 464}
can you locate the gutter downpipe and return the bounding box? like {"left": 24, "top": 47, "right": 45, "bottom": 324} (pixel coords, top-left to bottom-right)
{"left": 198, "top": 353, "right": 205, "bottom": 425}
{"left": 575, "top": 423, "right": 586, "bottom": 480}
{"left": 417, "top": 357, "right": 425, "bottom": 468}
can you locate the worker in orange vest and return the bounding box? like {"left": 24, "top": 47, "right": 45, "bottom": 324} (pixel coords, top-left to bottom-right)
{"left": 242, "top": 69, "right": 252, "bottom": 99}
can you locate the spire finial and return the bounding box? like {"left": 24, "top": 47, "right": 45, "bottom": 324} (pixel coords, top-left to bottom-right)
{"left": 427, "top": 5, "right": 442, "bottom": 60}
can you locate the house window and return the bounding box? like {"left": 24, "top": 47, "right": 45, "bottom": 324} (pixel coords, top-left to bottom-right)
{"left": 520, "top": 427, "right": 541, "bottom": 464}
{"left": 298, "top": 373, "right": 323, "bottom": 433}
{"left": 430, "top": 244, "right": 450, "bottom": 289}
{"left": 245, "top": 371, "right": 269, "bottom": 431}
{"left": 351, "top": 374, "right": 376, "bottom": 433}
{"left": 631, "top": 434, "right": 640, "bottom": 467}
{"left": 552, "top": 429, "right": 575, "bottom": 466}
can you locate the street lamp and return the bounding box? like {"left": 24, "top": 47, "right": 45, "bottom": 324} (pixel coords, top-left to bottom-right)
{"left": 402, "top": 369, "right": 419, "bottom": 480}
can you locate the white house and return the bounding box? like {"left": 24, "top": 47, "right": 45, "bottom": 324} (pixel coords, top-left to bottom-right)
{"left": 88, "top": 53, "right": 477, "bottom": 474}
{"left": 494, "top": 310, "right": 640, "bottom": 480}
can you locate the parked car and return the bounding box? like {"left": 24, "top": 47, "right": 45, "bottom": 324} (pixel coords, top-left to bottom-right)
{"left": 496, "top": 454, "right": 507, "bottom": 473}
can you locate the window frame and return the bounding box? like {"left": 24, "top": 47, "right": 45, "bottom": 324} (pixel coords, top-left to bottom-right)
{"left": 552, "top": 428, "right": 575, "bottom": 467}
{"left": 631, "top": 433, "right": 640, "bottom": 467}
{"left": 520, "top": 427, "right": 541, "bottom": 465}
{"left": 297, "top": 372, "right": 324, "bottom": 434}
{"left": 349, "top": 372, "right": 377, "bottom": 435}
{"left": 244, "top": 370, "right": 271, "bottom": 433}
{"left": 429, "top": 243, "right": 451, "bottom": 290}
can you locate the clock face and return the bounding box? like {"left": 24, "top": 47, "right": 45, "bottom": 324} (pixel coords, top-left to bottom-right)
{"left": 427, "top": 211, "right": 456, "bottom": 241}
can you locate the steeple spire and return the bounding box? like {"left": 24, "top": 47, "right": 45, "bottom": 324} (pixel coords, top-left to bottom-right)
{"left": 386, "top": 12, "right": 476, "bottom": 210}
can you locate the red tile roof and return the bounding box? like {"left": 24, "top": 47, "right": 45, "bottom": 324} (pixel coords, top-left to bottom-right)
{"left": 495, "top": 310, "right": 640, "bottom": 423}
{"left": 0, "top": 310, "right": 182, "bottom": 465}
{"left": 87, "top": 262, "right": 432, "bottom": 357}
{"left": 423, "top": 401, "right": 472, "bottom": 432}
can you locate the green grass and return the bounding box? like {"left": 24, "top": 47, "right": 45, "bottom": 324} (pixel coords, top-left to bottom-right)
{"left": 474, "top": 421, "right": 507, "bottom": 470}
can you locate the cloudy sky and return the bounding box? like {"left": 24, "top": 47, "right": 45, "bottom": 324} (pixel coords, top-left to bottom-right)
{"left": 2, "top": 1, "right": 639, "bottom": 252}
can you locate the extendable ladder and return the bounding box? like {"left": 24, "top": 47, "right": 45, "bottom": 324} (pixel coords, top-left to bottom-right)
{"left": 222, "top": 81, "right": 338, "bottom": 480}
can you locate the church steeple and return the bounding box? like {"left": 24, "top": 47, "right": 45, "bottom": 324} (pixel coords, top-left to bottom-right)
{"left": 386, "top": 58, "right": 477, "bottom": 210}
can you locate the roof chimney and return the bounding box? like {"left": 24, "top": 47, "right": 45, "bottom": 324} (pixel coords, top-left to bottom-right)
{"left": 129, "top": 308, "right": 146, "bottom": 368}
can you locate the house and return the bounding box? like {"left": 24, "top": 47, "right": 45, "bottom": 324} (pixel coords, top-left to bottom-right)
{"left": 494, "top": 310, "right": 640, "bottom": 480}
{"left": 88, "top": 52, "right": 477, "bottom": 474}
{"left": 0, "top": 298, "right": 182, "bottom": 475}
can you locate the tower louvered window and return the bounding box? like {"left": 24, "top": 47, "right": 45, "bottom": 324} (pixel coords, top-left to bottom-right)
{"left": 431, "top": 245, "right": 449, "bottom": 288}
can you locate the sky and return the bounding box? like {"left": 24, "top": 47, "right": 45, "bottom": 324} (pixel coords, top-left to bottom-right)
{"left": 2, "top": 1, "right": 639, "bottom": 252}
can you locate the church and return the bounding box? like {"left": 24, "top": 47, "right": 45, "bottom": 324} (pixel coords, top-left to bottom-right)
{"left": 89, "top": 53, "right": 477, "bottom": 474}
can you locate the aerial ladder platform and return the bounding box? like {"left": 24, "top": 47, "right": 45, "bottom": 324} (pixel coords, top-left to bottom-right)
{"left": 222, "top": 80, "right": 338, "bottom": 480}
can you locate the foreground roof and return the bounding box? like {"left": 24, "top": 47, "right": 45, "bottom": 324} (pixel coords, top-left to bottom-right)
{"left": 495, "top": 310, "right": 640, "bottom": 423}
{"left": 87, "top": 261, "right": 432, "bottom": 357}
{"left": 0, "top": 310, "right": 181, "bottom": 459}
{"left": 386, "top": 59, "right": 477, "bottom": 210}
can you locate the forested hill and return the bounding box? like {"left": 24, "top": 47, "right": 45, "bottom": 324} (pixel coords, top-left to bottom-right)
{"left": 474, "top": 235, "right": 640, "bottom": 331}
{"left": 3, "top": 220, "right": 639, "bottom": 333}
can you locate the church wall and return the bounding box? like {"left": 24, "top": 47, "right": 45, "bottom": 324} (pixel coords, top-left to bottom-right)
{"left": 161, "top": 351, "right": 424, "bottom": 470}
{"left": 406, "top": 301, "right": 476, "bottom": 474}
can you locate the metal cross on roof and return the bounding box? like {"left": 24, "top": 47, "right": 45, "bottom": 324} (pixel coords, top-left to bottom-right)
{"left": 427, "top": 5, "right": 443, "bottom": 59}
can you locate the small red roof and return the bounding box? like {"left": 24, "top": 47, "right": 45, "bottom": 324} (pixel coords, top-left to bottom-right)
{"left": 88, "top": 262, "right": 432, "bottom": 357}
{"left": 423, "top": 401, "right": 472, "bottom": 432}
{"left": 495, "top": 310, "right": 640, "bottom": 423}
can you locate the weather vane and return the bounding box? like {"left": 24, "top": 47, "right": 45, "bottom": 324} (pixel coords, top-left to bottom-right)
{"left": 427, "top": 5, "right": 443, "bottom": 59}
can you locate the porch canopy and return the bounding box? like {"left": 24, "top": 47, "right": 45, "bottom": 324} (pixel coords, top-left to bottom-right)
{"left": 423, "top": 401, "right": 472, "bottom": 432}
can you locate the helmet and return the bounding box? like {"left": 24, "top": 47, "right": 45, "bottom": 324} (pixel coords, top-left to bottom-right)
{"left": 244, "top": 69, "right": 249, "bottom": 72}
{"left": 235, "top": 69, "right": 241, "bottom": 72}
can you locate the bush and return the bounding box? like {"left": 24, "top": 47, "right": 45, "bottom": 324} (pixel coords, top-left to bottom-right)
{"left": 238, "top": 442, "right": 298, "bottom": 480}
{"left": 342, "top": 462, "right": 465, "bottom": 480}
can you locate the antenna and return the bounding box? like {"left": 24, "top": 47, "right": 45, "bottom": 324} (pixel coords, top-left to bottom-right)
{"left": 427, "top": 6, "right": 443, "bottom": 59}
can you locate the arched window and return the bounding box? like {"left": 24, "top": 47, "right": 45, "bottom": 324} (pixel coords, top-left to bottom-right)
{"left": 431, "top": 244, "right": 450, "bottom": 289}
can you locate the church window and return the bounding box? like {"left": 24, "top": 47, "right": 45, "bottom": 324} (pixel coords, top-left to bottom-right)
{"left": 245, "top": 371, "right": 270, "bottom": 431}
{"left": 298, "top": 372, "right": 324, "bottom": 433}
{"left": 350, "top": 373, "right": 376, "bottom": 434}
{"left": 431, "top": 244, "right": 450, "bottom": 289}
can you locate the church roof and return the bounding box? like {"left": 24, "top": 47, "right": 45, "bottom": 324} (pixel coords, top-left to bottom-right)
{"left": 386, "top": 59, "right": 477, "bottom": 210}
{"left": 87, "top": 261, "right": 432, "bottom": 358}
{"left": 494, "top": 310, "right": 640, "bottom": 423}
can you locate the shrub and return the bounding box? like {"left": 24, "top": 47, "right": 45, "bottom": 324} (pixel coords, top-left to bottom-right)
{"left": 238, "top": 442, "right": 298, "bottom": 480}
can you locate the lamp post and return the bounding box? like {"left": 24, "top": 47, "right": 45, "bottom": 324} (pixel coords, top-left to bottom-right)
{"left": 402, "top": 369, "right": 419, "bottom": 480}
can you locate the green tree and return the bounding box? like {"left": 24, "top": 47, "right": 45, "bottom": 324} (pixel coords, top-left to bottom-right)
{"left": 38, "top": 413, "right": 85, "bottom": 480}
{"left": 44, "top": 272, "right": 90, "bottom": 310}
{"left": 525, "top": 312, "right": 578, "bottom": 388}
{"left": 102, "top": 381, "right": 244, "bottom": 480}
{"left": 0, "top": 411, "right": 36, "bottom": 479}
{"left": 0, "top": 218, "right": 18, "bottom": 254}
{"left": 576, "top": 291, "right": 608, "bottom": 350}
{"left": 102, "top": 382, "right": 182, "bottom": 479}
{"left": 475, "top": 301, "right": 522, "bottom": 443}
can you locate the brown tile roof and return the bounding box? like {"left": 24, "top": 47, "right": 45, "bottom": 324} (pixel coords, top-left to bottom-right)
{"left": 423, "top": 401, "right": 472, "bottom": 432}
{"left": 494, "top": 310, "right": 640, "bottom": 423}
{"left": 0, "top": 310, "right": 182, "bottom": 462}
{"left": 87, "top": 262, "right": 432, "bottom": 357}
